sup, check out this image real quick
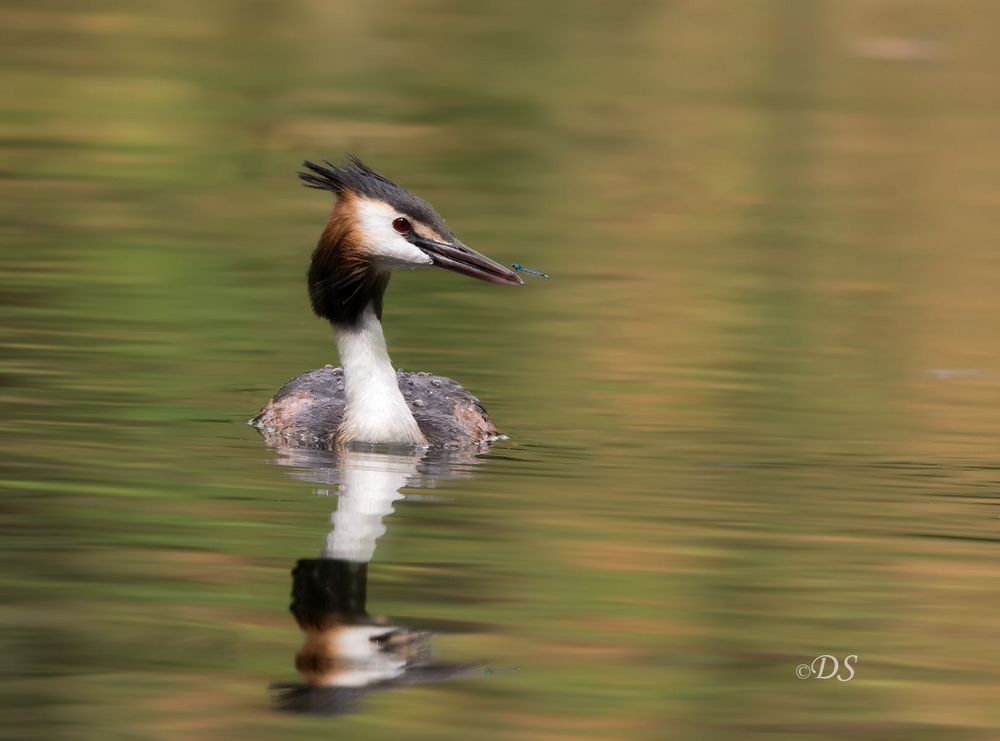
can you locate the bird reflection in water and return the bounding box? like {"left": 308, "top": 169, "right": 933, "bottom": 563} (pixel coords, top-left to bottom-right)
{"left": 269, "top": 447, "right": 487, "bottom": 714}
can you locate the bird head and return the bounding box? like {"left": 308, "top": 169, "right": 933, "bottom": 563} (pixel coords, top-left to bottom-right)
{"left": 300, "top": 156, "right": 522, "bottom": 325}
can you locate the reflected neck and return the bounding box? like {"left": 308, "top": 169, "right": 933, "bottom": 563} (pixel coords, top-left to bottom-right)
{"left": 333, "top": 306, "right": 426, "bottom": 446}
{"left": 321, "top": 452, "right": 416, "bottom": 562}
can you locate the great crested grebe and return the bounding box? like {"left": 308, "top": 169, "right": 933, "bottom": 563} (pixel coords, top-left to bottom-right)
{"left": 251, "top": 156, "right": 523, "bottom": 449}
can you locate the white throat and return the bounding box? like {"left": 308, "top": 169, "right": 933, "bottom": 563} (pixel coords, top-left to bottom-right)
{"left": 334, "top": 305, "right": 427, "bottom": 446}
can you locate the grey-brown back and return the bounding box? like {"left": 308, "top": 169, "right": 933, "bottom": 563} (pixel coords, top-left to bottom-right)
{"left": 250, "top": 366, "right": 500, "bottom": 449}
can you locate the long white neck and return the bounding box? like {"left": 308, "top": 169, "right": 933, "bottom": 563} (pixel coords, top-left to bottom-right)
{"left": 333, "top": 305, "right": 426, "bottom": 445}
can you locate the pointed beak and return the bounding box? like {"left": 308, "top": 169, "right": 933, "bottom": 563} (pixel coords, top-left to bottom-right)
{"left": 412, "top": 235, "right": 524, "bottom": 286}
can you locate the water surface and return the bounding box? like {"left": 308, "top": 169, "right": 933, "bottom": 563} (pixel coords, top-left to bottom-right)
{"left": 3, "top": 1, "right": 999, "bottom": 739}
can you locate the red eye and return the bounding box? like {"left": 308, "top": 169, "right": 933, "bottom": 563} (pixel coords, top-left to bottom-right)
{"left": 392, "top": 217, "right": 411, "bottom": 234}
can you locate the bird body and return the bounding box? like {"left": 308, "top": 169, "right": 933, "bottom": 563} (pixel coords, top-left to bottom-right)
{"left": 251, "top": 366, "right": 499, "bottom": 450}
{"left": 251, "top": 157, "right": 521, "bottom": 449}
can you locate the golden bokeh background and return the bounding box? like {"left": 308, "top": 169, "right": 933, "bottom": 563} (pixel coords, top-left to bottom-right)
{"left": 2, "top": 1, "right": 999, "bottom": 739}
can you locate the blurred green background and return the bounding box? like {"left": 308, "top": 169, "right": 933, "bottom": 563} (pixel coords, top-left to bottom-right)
{"left": 3, "top": 0, "right": 1000, "bottom": 739}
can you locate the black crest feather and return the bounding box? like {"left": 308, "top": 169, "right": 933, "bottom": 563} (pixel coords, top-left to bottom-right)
{"left": 299, "top": 156, "right": 454, "bottom": 238}
{"left": 299, "top": 155, "right": 393, "bottom": 196}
